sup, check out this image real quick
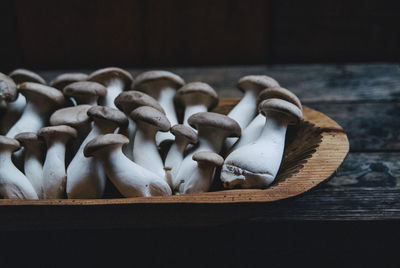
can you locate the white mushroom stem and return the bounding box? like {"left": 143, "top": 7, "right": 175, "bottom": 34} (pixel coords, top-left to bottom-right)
{"left": 228, "top": 113, "right": 265, "bottom": 153}
{"left": 88, "top": 141, "right": 172, "bottom": 197}
{"left": 221, "top": 116, "right": 288, "bottom": 188}
{"left": 0, "top": 94, "right": 26, "bottom": 134}
{"left": 121, "top": 118, "right": 136, "bottom": 160}
{"left": 23, "top": 144, "right": 44, "bottom": 199}
{"left": 0, "top": 148, "right": 38, "bottom": 200}
{"left": 159, "top": 87, "right": 179, "bottom": 126}
{"left": 180, "top": 162, "right": 215, "bottom": 194}
{"left": 42, "top": 138, "right": 70, "bottom": 199}
{"left": 133, "top": 127, "right": 164, "bottom": 178}
{"left": 66, "top": 122, "right": 114, "bottom": 198}
{"left": 103, "top": 79, "right": 124, "bottom": 109}
{"left": 164, "top": 138, "right": 189, "bottom": 182}
{"left": 155, "top": 87, "right": 178, "bottom": 145}
{"left": 183, "top": 104, "right": 207, "bottom": 127}
{"left": 224, "top": 91, "right": 258, "bottom": 150}
{"left": 6, "top": 101, "right": 48, "bottom": 138}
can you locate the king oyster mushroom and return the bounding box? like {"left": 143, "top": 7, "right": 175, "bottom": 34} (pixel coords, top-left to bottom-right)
{"left": 1, "top": 69, "right": 46, "bottom": 134}
{"left": 132, "top": 70, "right": 185, "bottom": 146}
{"left": 173, "top": 112, "right": 241, "bottom": 192}
{"left": 130, "top": 106, "right": 171, "bottom": 179}
{"left": 6, "top": 82, "right": 65, "bottom": 138}
{"left": 39, "top": 125, "right": 77, "bottom": 199}
{"left": 49, "top": 105, "right": 93, "bottom": 161}
{"left": 87, "top": 67, "right": 133, "bottom": 109}
{"left": 114, "top": 90, "right": 164, "bottom": 160}
{"left": 63, "top": 81, "right": 107, "bottom": 106}
{"left": 224, "top": 75, "right": 279, "bottom": 150}
{"left": 173, "top": 82, "right": 218, "bottom": 129}
{"left": 221, "top": 98, "right": 303, "bottom": 189}
{"left": 50, "top": 72, "right": 88, "bottom": 90}
{"left": 66, "top": 106, "right": 128, "bottom": 199}
{"left": 164, "top": 124, "right": 198, "bottom": 185}
{"left": 229, "top": 86, "right": 302, "bottom": 153}
{"left": 84, "top": 133, "right": 172, "bottom": 197}
{"left": 15, "top": 132, "right": 45, "bottom": 199}
{"left": 0, "top": 135, "right": 38, "bottom": 200}
{"left": 179, "top": 151, "right": 224, "bottom": 194}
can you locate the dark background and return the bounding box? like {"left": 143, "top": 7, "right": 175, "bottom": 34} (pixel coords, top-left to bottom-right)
{"left": 1, "top": 0, "right": 399, "bottom": 72}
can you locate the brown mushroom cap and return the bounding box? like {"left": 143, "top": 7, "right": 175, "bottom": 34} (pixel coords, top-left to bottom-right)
{"left": 188, "top": 112, "right": 241, "bottom": 138}
{"left": 130, "top": 106, "right": 170, "bottom": 132}
{"left": 174, "top": 82, "right": 218, "bottom": 110}
{"left": 38, "top": 125, "right": 77, "bottom": 139}
{"left": 192, "top": 151, "right": 224, "bottom": 166}
{"left": 84, "top": 133, "right": 129, "bottom": 157}
{"left": 114, "top": 90, "right": 165, "bottom": 115}
{"left": 9, "top": 69, "right": 46, "bottom": 85}
{"left": 87, "top": 106, "right": 128, "bottom": 128}
{"left": 237, "top": 75, "right": 279, "bottom": 93}
{"left": 132, "top": 70, "right": 185, "bottom": 92}
{"left": 0, "top": 135, "right": 20, "bottom": 152}
{"left": 171, "top": 124, "right": 198, "bottom": 144}
{"left": 258, "top": 87, "right": 302, "bottom": 109}
{"left": 87, "top": 67, "right": 133, "bottom": 87}
{"left": 259, "top": 98, "right": 303, "bottom": 124}
{"left": 0, "top": 72, "right": 18, "bottom": 102}
{"left": 18, "top": 82, "right": 65, "bottom": 107}
{"left": 50, "top": 73, "right": 89, "bottom": 90}
{"left": 63, "top": 81, "right": 107, "bottom": 98}
{"left": 50, "top": 105, "right": 92, "bottom": 127}
{"left": 15, "top": 132, "right": 43, "bottom": 147}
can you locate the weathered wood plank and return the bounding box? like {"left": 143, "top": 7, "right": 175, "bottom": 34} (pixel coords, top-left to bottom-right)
{"left": 37, "top": 64, "right": 400, "bottom": 101}
{"left": 308, "top": 102, "right": 400, "bottom": 151}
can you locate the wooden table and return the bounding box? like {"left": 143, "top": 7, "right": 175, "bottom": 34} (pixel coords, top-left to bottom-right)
{"left": 1, "top": 63, "right": 399, "bottom": 267}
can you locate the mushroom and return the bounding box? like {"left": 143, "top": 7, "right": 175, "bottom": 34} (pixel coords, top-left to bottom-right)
{"left": 83, "top": 133, "right": 172, "bottom": 197}
{"left": 132, "top": 70, "right": 185, "bottom": 146}
{"left": 130, "top": 106, "right": 171, "bottom": 179}
{"left": 0, "top": 135, "right": 39, "bottom": 200}
{"left": 49, "top": 105, "right": 92, "bottom": 159}
{"left": 114, "top": 90, "right": 164, "bottom": 160}
{"left": 0, "top": 72, "right": 18, "bottom": 104}
{"left": 6, "top": 82, "right": 65, "bottom": 138}
{"left": 1, "top": 69, "right": 46, "bottom": 134}
{"left": 63, "top": 81, "right": 107, "bottom": 106}
{"left": 221, "top": 98, "right": 303, "bottom": 189}
{"left": 164, "top": 124, "right": 198, "bottom": 185}
{"left": 9, "top": 69, "right": 46, "bottom": 85}
{"left": 38, "top": 125, "right": 77, "bottom": 199}
{"left": 224, "top": 75, "right": 279, "bottom": 150}
{"left": 87, "top": 67, "right": 133, "bottom": 109}
{"left": 229, "top": 86, "right": 302, "bottom": 152}
{"left": 50, "top": 72, "right": 88, "bottom": 90}
{"left": 179, "top": 151, "right": 224, "bottom": 194}
{"left": 0, "top": 73, "right": 18, "bottom": 132}
{"left": 66, "top": 106, "right": 128, "bottom": 199}
{"left": 173, "top": 112, "right": 241, "bottom": 191}
{"left": 15, "top": 132, "right": 44, "bottom": 199}
{"left": 174, "top": 82, "right": 218, "bottom": 128}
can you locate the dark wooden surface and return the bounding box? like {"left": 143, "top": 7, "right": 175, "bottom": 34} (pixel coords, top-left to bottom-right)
{"left": 1, "top": 0, "right": 399, "bottom": 70}
{"left": 1, "top": 63, "right": 399, "bottom": 267}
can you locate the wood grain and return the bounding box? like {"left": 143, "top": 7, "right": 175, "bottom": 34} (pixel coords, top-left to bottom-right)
{"left": 0, "top": 99, "right": 348, "bottom": 206}
{"left": 37, "top": 64, "right": 400, "bottom": 101}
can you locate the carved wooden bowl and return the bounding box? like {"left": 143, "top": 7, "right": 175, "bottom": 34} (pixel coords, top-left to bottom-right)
{"left": 0, "top": 98, "right": 349, "bottom": 206}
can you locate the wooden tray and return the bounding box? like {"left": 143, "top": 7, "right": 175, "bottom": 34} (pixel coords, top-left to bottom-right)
{"left": 0, "top": 98, "right": 349, "bottom": 229}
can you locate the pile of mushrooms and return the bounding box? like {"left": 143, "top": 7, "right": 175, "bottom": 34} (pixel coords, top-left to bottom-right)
{"left": 0, "top": 68, "right": 302, "bottom": 200}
